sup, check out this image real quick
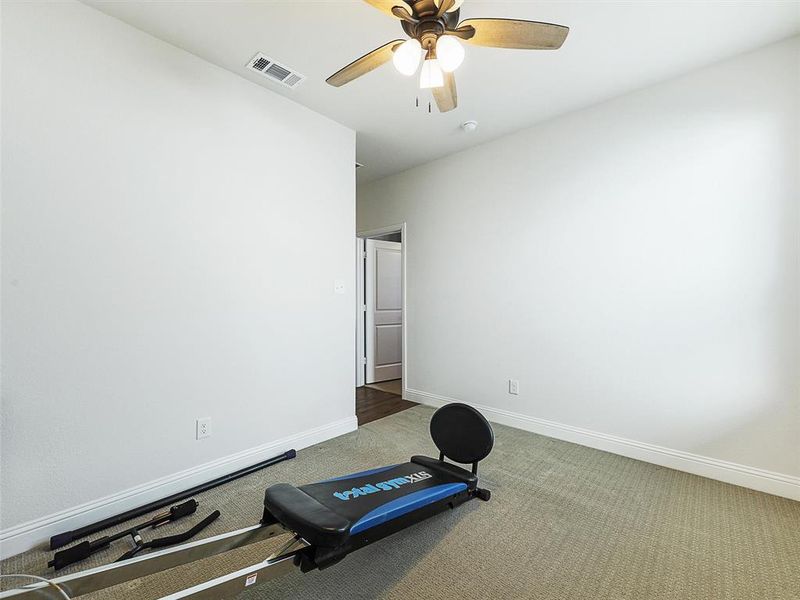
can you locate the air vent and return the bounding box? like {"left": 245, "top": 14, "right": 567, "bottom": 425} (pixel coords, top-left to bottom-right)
{"left": 247, "top": 53, "right": 306, "bottom": 90}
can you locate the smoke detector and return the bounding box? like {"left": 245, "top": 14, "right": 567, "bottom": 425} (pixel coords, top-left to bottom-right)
{"left": 461, "top": 120, "right": 478, "bottom": 133}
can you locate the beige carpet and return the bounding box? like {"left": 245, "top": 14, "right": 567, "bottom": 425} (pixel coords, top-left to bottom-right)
{"left": 2, "top": 405, "right": 799, "bottom": 599}
{"left": 365, "top": 379, "right": 402, "bottom": 395}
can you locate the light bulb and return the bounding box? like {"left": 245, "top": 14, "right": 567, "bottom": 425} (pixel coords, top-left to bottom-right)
{"left": 420, "top": 58, "right": 444, "bottom": 89}
{"left": 436, "top": 0, "right": 464, "bottom": 12}
{"left": 393, "top": 39, "right": 422, "bottom": 76}
{"left": 436, "top": 36, "right": 464, "bottom": 73}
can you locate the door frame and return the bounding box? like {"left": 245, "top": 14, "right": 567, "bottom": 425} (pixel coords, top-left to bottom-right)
{"left": 356, "top": 238, "right": 366, "bottom": 388}
{"left": 356, "top": 223, "right": 407, "bottom": 397}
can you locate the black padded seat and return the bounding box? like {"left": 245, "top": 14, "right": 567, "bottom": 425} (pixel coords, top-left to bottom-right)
{"left": 263, "top": 457, "right": 476, "bottom": 548}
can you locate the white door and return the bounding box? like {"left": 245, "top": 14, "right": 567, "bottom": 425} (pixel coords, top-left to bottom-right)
{"left": 365, "top": 239, "right": 402, "bottom": 384}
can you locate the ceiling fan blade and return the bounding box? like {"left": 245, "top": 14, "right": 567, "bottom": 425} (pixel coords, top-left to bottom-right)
{"left": 433, "top": 71, "right": 458, "bottom": 113}
{"left": 458, "top": 18, "right": 569, "bottom": 50}
{"left": 363, "top": 0, "right": 412, "bottom": 19}
{"left": 326, "top": 40, "right": 405, "bottom": 87}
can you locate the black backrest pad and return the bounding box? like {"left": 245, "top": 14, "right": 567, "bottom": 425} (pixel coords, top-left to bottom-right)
{"left": 299, "top": 461, "right": 472, "bottom": 526}
{"left": 430, "top": 403, "right": 494, "bottom": 464}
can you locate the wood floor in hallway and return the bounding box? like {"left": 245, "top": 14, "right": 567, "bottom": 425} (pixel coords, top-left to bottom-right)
{"left": 356, "top": 385, "right": 417, "bottom": 426}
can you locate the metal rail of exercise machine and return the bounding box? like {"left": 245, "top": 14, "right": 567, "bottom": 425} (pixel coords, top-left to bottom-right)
{"left": 0, "top": 404, "right": 494, "bottom": 600}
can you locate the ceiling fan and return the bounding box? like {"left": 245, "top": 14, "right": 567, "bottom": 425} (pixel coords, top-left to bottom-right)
{"left": 326, "top": 0, "right": 569, "bottom": 113}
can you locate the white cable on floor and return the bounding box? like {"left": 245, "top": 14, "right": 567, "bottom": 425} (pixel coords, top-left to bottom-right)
{"left": 0, "top": 574, "right": 71, "bottom": 599}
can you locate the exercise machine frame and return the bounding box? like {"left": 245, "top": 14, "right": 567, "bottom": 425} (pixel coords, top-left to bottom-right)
{"left": 1, "top": 487, "right": 488, "bottom": 600}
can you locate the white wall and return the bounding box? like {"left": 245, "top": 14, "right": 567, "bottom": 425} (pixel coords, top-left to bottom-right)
{"left": 358, "top": 37, "right": 800, "bottom": 498}
{"left": 1, "top": 0, "right": 356, "bottom": 554}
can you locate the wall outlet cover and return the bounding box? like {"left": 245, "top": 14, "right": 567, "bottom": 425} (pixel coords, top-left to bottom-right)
{"left": 196, "top": 417, "right": 212, "bottom": 440}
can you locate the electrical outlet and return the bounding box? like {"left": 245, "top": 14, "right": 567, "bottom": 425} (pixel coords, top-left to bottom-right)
{"left": 508, "top": 379, "right": 519, "bottom": 395}
{"left": 196, "top": 417, "right": 212, "bottom": 440}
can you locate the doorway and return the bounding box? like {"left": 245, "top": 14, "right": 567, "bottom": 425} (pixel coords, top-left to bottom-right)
{"left": 355, "top": 224, "right": 415, "bottom": 425}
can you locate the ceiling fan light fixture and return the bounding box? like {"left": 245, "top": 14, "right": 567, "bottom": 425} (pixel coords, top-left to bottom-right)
{"left": 420, "top": 58, "right": 445, "bottom": 89}
{"left": 392, "top": 39, "right": 423, "bottom": 76}
{"left": 327, "top": 0, "right": 571, "bottom": 114}
{"left": 436, "top": 35, "right": 465, "bottom": 73}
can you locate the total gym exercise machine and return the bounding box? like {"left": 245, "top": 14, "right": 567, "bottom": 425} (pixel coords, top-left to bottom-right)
{"left": 0, "top": 404, "right": 494, "bottom": 600}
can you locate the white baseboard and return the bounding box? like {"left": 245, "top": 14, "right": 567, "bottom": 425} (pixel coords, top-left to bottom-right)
{"left": 404, "top": 388, "right": 800, "bottom": 501}
{"left": 0, "top": 416, "right": 358, "bottom": 560}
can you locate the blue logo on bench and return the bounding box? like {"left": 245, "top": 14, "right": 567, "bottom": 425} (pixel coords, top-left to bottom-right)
{"left": 333, "top": 471, "right": 432, "bottom": 501}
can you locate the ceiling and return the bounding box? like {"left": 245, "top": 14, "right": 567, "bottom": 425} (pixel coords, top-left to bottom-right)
{"left": 84, "top": 1, "right": 800, "bottom": 182}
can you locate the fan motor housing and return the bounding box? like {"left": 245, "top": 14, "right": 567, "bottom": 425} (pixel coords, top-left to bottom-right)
{"left": 401, "top": 7, "right": 460, "bottom": 44}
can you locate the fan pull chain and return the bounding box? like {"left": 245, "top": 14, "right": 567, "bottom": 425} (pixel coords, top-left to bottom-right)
{"left": 413, "top": 96, "right": 433, "bottom": 115}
